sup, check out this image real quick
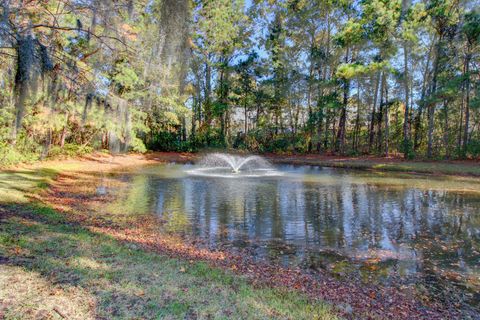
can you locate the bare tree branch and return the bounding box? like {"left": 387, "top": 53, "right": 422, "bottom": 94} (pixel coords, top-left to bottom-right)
{"left": 30, "top": 24, "right": 133, "bottom": 52}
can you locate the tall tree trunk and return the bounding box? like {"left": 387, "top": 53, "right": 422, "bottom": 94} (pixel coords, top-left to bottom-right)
{"left": 191, "top": 96, "right": 197, "bottom": 140}
{"left": 316, "top": 56, "right": 326, "bottom": 153}
{"left": 413, "top": 106, "right": 425, "bottom": 152}
{"left": 225, "top": 106, "right": 231, "bottom": 146}
{"left": 353, "top": 79, "right": 361, "bottom": 152}
{"left": 60, "top": 111, "right": 69, "bottom": 148}
{"left": 181, "top": 117, "right": 187, "bottom": 142}
{"left": 12, "top": 82, "right": 28, "bottom": 143}
{"left": 443, "top": 100, "right": 450, "bottom": 159}
{"left": 316, "top": 94, "right": 324, "bottom": 153}
{"left": 244, "top": 99, "right": 248, "bottom": 135}
{"left": 376, "top": 72, "right": 385, "bottom": 152}
{"left": 102, "top": 131, "right": 108, "bottom": 150}
{"left": 331, "top": 108, "right": 337, "bottom": 150}
{"left": 204, "top": 59, "right": 212, "bottom": 126}
{"left": 336, "top": 47, "right": 349, "bottom": 154}
{"left": 255, "top": 101, "right": 261, "bottom": 129}
{"left": 191, "top": 81, "right": 200, "bottom": 140}
{"left": 384, "top": 75, "right": 389, "bottom": 157}
{"left": 12, "top": 34, "right": 35, "bottom": 144}
{"left": 427, "top": 37, "right": 442, "bottom": 159}
{"left": 41, "top": 128, "right": 52, "bottom": 160}
{"left": 218, "top": 58, "right": 229, "bottom": 144}
{"left": 402, "top": 43, "right": 410, "bottom": 158}
{"left": 368, "top": 72, "right": 381, "bottom": 152}
{"left": 414, "top": 42, "right": 433, "bottom": 151}
{"left": 194, "top": 72, "right": 203, "bottom": 141}
{"left": 462, "top": 51, "right": 471, "bottom": 155}
{"left": 317, "top": 17, "right": 331, "bottom": 153}
{"left": 204, "top": 58, "right": 212, "bottom": 145}
{"left": 82, "top": 93, "right": 93, "bottom": 125}
{"left": 458, "top": 60, "right": 465, "bottom": 149}
{"left": 307, "top": 41, "right": 315, "bottom": 152}
{"left": 324, "top": 109, "right": 330, "bottom": 151}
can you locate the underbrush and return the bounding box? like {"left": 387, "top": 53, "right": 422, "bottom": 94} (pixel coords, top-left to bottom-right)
{"left": 0, "top": 141, "right": 96, "bottom": 167}
{"left": 0, "top": 136, "right": 41, "bottom": 166}
{"left": 47, "top": 143, "right": 94, "bottom": 159}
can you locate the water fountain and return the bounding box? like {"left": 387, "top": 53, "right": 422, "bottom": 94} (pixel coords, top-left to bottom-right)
{"left": 186, "top": 153, "right": 281, "bottom": 178}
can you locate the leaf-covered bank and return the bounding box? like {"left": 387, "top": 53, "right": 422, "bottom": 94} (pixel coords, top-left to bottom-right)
{"left": 0, "top": 154, "right": 336, "bottom": 320}
{"left": 2, "top": 153, "right": 475, "bottom": 318}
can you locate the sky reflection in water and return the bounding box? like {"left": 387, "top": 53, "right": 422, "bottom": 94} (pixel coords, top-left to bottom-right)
{"left": 107, "top": 164, "right": 480, "bottom": 303}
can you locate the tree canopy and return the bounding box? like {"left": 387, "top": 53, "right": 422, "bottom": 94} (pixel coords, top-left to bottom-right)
{"left": 0, "top": 0, "right": 479, "bottom": 163}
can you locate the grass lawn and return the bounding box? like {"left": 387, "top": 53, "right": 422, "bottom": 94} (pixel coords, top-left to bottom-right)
{"left": 0, "top": 161, "right": 337, "bottom": 320}
{"left": 267, "top": 156, "right": 480, "bottom": 176}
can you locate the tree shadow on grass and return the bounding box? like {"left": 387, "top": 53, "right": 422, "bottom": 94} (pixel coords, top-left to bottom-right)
{"left": 0, "top": 203, "right": 336, "bottom": 320}
{"left": 0, "top": 169, "right": 61, "bottom": 204}
{"left": 0, "top": 168, "right": 59, "bottom": 183}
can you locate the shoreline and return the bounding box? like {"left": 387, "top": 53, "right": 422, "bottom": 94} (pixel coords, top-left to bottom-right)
{"left": 1, "top": 151, "right": 476, "bottom": 318}
{"left": 40, "top": 153, "right": 464, "bottom": 318}
{"left": 150, "top": 151, "right": 480, "bottom": 177}
{"left": 4, "top": 151, "right": 480, "bottom": 178}
{"left": 0, "top": 152, "right": 338, "bottom": 319}
{"left": 264, "top": 154, "right": 480, "bottom": 177}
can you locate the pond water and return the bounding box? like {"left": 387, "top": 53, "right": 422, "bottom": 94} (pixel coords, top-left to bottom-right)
{"left": 103, "top": 163, "right": 480, "bottom": 309}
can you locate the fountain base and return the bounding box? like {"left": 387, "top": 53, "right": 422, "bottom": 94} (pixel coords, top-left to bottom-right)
{"left": 186, "top": 153, "right": 282, "bottom": 178}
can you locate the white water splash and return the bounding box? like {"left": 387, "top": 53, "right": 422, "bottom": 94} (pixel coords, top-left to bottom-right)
{"left": 186, "top": 153, "right": 282, "bottom": 178}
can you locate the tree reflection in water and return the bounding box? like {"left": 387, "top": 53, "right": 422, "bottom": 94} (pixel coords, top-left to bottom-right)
{"left": 108, "top": 164, "right": 480, "bottom": 306}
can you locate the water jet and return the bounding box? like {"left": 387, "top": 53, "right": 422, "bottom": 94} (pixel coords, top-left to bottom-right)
{"left": 186, "top": 153, "right": 281, "bottom": 178}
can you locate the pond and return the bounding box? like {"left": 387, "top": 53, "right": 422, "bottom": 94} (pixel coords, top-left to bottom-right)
{"left": 101, "top": 161, "right": 480, "bottom": 311}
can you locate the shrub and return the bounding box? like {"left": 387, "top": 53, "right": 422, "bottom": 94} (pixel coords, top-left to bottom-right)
{"left": 146, "top": 131, "right": 198, "bottom": 152}
{"left": 129, "top": 136, "right": 147, "bottom": 153}
{"left": 0, "top": 134, "right": 41, "bottom": 166}
{"left": 466, "top": 139, "right": 480, "bottom": 159}
{"left": 47, "top": 143, "right": 94, "bottom": 159}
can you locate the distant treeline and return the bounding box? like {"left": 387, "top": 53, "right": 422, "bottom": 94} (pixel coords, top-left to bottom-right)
{"left": 0, "top": 0, "right": 479, "bottom": 164}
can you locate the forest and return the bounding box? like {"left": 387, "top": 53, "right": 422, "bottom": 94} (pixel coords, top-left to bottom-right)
{"left": 0, "top": 0, "right": 479, "bottom": 164}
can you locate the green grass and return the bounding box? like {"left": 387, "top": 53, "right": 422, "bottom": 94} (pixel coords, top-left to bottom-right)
{"left": 369, "top": 161, "right": 480, "bottom": 176}
{"left": 0, "top": 160, "right": 92, "bottom": 203}
{"left": 0, "top": 169, "right": 57, "bottom": 203}
{"left": 0, "top": 165, "right": 337, "bottom": 319}
{"left": 0, "top": 204, "right": 336, "bottom": 319}
{"left": 271, "top": 158, "right": 480, "bottom": 176}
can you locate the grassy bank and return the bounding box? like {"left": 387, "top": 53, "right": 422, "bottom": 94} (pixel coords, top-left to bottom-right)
{"left": 147, "top": 151, "right": 480, "bottom": 177}
{"left": 0, "top": 157, "right": 336, "bottom": 319}
{"left": 3, "top": 151, "right": 480, "bottom": 177}
{"left": 263, "top": 154, "right": 480, "bottom": 177}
